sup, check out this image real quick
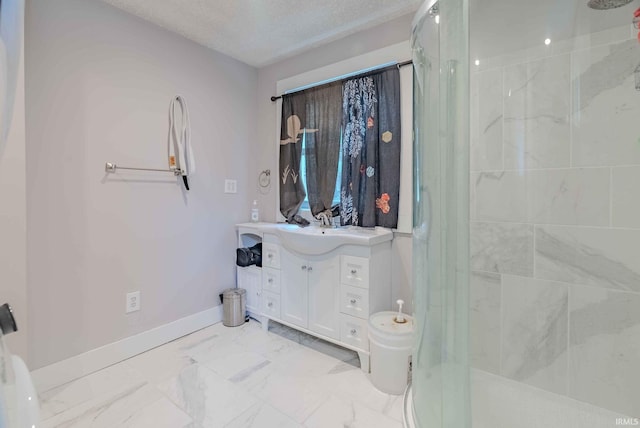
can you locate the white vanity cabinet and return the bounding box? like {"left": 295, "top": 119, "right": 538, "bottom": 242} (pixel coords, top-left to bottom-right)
{"left": 280, "top": 248, "right": 309, "bottom": 328}
{"left": 238, "top": 266, "right": 261, "bottom": 314}
{"left": 280, "top": 246, "right": 340, "bottom": 339}
{"left": 236, "top": 226, "right": 264, "bottom": 317}
{"left": 236, "top": 223, "right": 392, "bottom": 372}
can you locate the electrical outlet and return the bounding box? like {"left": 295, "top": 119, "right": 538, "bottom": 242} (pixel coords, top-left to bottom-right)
{"left": 126, "top": 291, "right": 141, "bottom": 313}
{"left": 224, "top": 179, "right": 237, "bottom": 194}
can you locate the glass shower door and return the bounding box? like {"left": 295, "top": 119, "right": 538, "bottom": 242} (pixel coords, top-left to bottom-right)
{"left": 409, "top": 0, "right": 470, "bottom": 427}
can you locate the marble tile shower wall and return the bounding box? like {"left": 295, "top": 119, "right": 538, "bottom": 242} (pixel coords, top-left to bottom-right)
{"left": 470, "top": 25, "right": 640, "bottom": 418}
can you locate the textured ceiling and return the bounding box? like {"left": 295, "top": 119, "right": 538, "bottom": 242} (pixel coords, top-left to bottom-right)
{"left": 100, "top": 0, "right": 422, "bottom": 67}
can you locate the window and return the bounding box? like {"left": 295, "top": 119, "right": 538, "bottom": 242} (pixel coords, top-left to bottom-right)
{"left": 299, "top": 132, "right": 343, "bottom": 211}
{"left": 275, "top": 41, "right": 412, "bottom": 233}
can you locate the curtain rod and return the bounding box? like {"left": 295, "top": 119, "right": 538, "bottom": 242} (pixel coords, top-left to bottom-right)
{"left": 270, "top": 59, "right": 412, "bottom": 102}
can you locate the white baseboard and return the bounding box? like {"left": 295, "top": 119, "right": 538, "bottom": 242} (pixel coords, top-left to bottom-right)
{"left": 31, "top": 306, "right": 223, "bottom": 393}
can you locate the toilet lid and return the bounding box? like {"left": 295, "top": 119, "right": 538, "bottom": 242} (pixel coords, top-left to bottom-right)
{"left": 369, "top": 311, "right": 414, "bottom": 336}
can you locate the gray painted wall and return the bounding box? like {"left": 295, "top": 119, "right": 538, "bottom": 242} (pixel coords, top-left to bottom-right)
{"left": 25, "top": 0, "right": 257, "bottom": 369}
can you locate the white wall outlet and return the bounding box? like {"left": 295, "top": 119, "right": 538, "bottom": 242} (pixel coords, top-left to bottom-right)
{"left": 224, "top": 179, "right": 237, "bottom": 194}
{"left": 126, "top": 291, "right": 141, "bottom": 313}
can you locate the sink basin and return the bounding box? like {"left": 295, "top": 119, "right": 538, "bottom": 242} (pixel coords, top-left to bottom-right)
{"left": 267, "top": 224, "right": 393, "bottom": 255}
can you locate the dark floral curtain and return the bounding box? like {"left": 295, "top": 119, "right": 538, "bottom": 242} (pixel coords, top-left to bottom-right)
{"left": 280, "top": 84, "right": 343, "bottom": 223}
{"left": 340, "top": 67, "right": 401, "bottom": 228}
{"left": 279, "top": 93, "right": 307, "bottom": 222}
{"left": 304, "top": 82, "right": 343, "bottom": 217}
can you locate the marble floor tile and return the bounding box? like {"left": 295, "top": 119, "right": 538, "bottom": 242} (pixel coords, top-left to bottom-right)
{"left": 269, "top": 344, "right": 352, "bottom": 378}
{"left": 39, "top": 320, "right": 396, "bottom": 428}
{"left": 384, "top": 395, "right": 404, "bottom": 422}
{"left": 234, "top": 323, "right": 302, "bottom": 363}
{"left": 314, "top": 366, "right": 397, "bottom": 414}
{"left": 116, "top": 396, "right": 194, "bottom": 428}
{"left": 241, "top": 347, "right": 353, "bottom": 423}
{"left": 224, "top": 402, "right": 302, "bottom": 428}
{"left": 246, "top": 346, "right": 343, "bottom": 423}
{"left": 157, "top": 364, "right": 259, "bottom": 427}
{"left": 39, "top": 361, "right": 147, "bottom": 420}
{"left": 42, "top": 383, "right": 191, "bottom": 428}
{"left": 180, "top": 327, "right": 250, "bottom": 363}
{"left": 124, "top": 339, "right": 198, "bottom": 385}
{"left": 250, "top": 372, "right": 330, "bottom": 424}
{"left": 39, "top": 312, "right": 636, "bottom": 428}
{"left": 303, "top": 395, "right": 403, "bottom": 428}
{"left": 201, "top": 347, "right": 270, "bottom": 381}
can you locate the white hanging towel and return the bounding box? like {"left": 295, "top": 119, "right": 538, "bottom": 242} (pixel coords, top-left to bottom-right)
{"left": 168, "top": 95, "right": 195, "bottom": 190}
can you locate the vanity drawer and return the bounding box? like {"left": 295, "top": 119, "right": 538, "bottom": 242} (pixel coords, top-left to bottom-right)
{"left": 262, "top": 267, "right": 281, "bottom": 294}
{"left": 341, "top": 256, "right": 369, "bottom": 289}
{"left": 340, "top": 285, "right": 369, "bottom": 319}
{"left": 262, "top": 291, "right": 281, "bottom": 319}
{"left": 340, "top": 314, "right": 369, "bottom": 351}
{"left": 262, "top": 243, "right": 280, "bottom": 269}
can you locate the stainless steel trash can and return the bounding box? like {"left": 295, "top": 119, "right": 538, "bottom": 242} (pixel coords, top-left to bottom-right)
{"left": 222, "top": 288, "right": 246, "bottom": 327}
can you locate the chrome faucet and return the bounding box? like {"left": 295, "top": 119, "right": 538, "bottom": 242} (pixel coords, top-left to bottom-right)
{"left": 316, "top": 212, "right": 332, "bottom": 227}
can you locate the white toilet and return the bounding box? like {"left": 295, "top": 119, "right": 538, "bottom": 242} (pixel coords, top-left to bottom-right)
{"left": 0, "top": 2, "right": 40, "bottom": 424}
{"left": 0, "top": 305, "right": 40, "bottom": 428}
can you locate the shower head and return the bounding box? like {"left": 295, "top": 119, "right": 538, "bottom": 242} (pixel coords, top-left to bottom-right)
{"left": 587, "top": 0, "right": 634, "bottom": 10}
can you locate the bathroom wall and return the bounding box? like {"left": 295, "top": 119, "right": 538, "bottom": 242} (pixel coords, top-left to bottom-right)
{"left": 25, "top": 0, "right": 257, "bottom": 369}
{"left": 254, "top": 14, "right": 415, "bottom": 312}
{"left": 0, "top": 6, "right": 27, "bottom": 360}
{"left": 470, "top": 25, "right": 640, "bottom": 417}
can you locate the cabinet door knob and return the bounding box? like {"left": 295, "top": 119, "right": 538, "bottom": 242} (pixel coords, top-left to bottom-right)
{"left": 350, "top": 298, "right": 357, "bottom": 305}
{"left": 267, "top": 302, "right": 273, "bottom": 308}
{"left": 307, "top": 266, "right": 313, "bottom": 272}
{"left": 268, "top": 254, "right": 273, "bottom": 259}
{"left": 351, "top": 269, "right": 357, "bottom": 274}
{"left": 350, "top": 328, "right": 357, "bottom": 335}
{"left": 301, "top": 265, "right": 307, "bottom": 270}
{"left": 268, "top": 278, "right": 273, "bottom": 283}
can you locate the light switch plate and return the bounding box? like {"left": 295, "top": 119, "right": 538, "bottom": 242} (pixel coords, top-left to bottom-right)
{"left": 224, "top": 179, "right": 237, "bottom": 194}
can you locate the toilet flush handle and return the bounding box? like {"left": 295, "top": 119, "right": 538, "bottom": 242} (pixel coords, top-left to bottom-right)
{"left": 395, "top": 299, "right": 406, "bottom": 324}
